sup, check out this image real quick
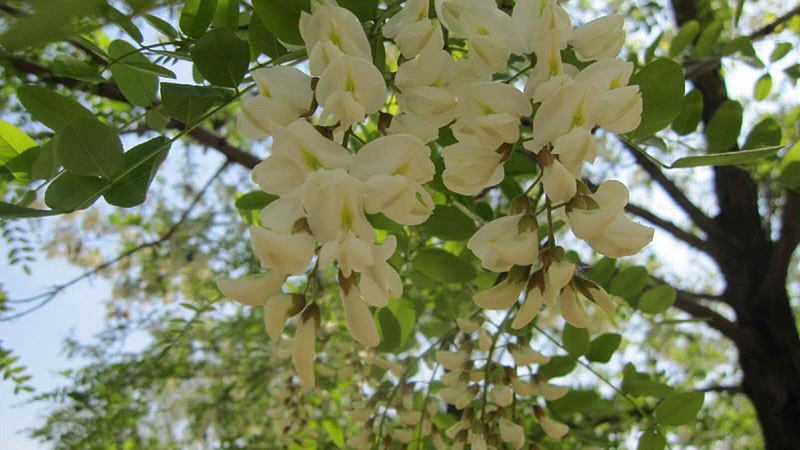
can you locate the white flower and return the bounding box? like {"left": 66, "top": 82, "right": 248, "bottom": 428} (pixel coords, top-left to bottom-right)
{"left": 452, "top": 81, "right": 532, "bottom": 147}
{"left": 351, "top": 134, "right": 435, "bottom": 184}
{"left": 491, "top": 384, "right": 513, "bottom": 407}
{"left": 435, "top": 0, "right": 513, "bottom": 75}
{"left": 395, "top": 49, "right": 457, "bottom": 127}
{"left": 467, "top": 214, "right": 539, "bottom": 272}
{"left": 586, "top": 283, "right": 617, "bottom": 315}
{"left": 511, "top": 272, "right": 545, "bottom": 329}
{"left": 264, "top": 293, "right": 304, "bottom": 341}
{"left": 251, "top": 120, "right": 353, "bottom": 196}
{"left": 362, "top": 174, "right": 432, "bottom": 225}
{"left": 258, "top": 194, "right": 306, "bottom": 234}
{"left": 293, "top": 307, "right": 320, "bottom": 388}
{"left": 340, "top": 283, "right": 380, "bottom": 347}
{"left": 456, "top": 317, "right": 480, "bottom": 334}
{"left": 300, "top": 4, "right": 372, "bottom": 75}
{"left": 238, "top": 96, "right": 304, "bottom": 139}
{"left": 544, "top": 256, "right": 575, "bottom": 306}
{"left": 535, "top": 378, "right": 569, "bottom": 401}
{"left": 384, "top": 0, "right": 430, "bottom": 38}
{"left": 441, "top": 142, "right": 505, "bottom": 195}
{"left": 523, "top": 31, "right": 568, "bottom": 99}
{"left": 559, "top": 283, "right": 589, "bottom": 328}
{"left": 512, "top": 0, "right": 571, "bottom": 55}
{"left": 524, "top": 82, "right": 598, "bottom": 152}
{"left": 302, "top": 169, "right": 374, "bottom": 244}
{"left": 216, "top": 271, "right": 287, "bottom": 306}
{"left": 551, "top": 128, "right": 598, "bottom": 177}
{"left": 316, "top": 55, "right": 387, "bottom": 131}
{"left": 357, "top": 236, "right": 403, "bottom": 307}
{"left": 387, "top": 114, "right": 440, "bottom": 143}
{"left": 499, "top": 418, "right": 525, "bottom": 449}
{"left": 540, "top": 152, "right": 577, "bottom": 204}
{"left": 249, "top": 226, "right": 315, "bottom": 275}
{"left": 473, "top": 277, "right": 526, "bottom": 310}
{"left": 510, "top": 344, "right": 550, "bottom": 366}
{"left": 569, "top": 14, "right": 625, "bottom": 61}
{"left": 395, "top": 18, "right": 444, "bottom": 58}
{"left": 541, "top": 415, "right": 569, "bottom": 438}
{"left": 595, "top": 85, "right": 642, "bottom": 133}
{"left": 252, "top": 66, "right": 314, "bottom": 111}
{"left": 566, "top": 180, "right": 630, "bottom": 239}
{"left": 587, "top": 214, "right": 655, "bottom": 258}
{"left": 436, "top": 350, "right": 469, "bottom": 370}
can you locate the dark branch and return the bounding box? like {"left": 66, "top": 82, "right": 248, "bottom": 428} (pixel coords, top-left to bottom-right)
{"left": 1, "top": 163, "right": 229, "bottom": 320}
{"left": 625, "top": 202, "right": 714, "bottom": 255}
{"left": 748, "top": 5, "right": 800, "bottom": 41}
{"left": 697, "top": 384, "right": 742, "bottom": 394}
{"left": 672, "top": 291, "right": 740, "bottom": 342}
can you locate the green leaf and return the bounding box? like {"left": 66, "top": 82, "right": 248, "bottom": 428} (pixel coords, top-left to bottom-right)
{"left": 31, "top": 141, "right": 59, "bottom": 181}
{"left": 44, "top": 174, "right": 109, "bottom": 211}
{"left": 538, "top": 355, "right": 577, "bottom": 379}
{"left": 412, "top": 248, "right": 476, "bottom": 283}
{"left": 695, "top": 20, "right": 723, "bottom": 57}
{"left": 785, "top": 64, "right": 800, "bottom": 85}
{"left": 668, "top": 145, "right": 782, "bottom": 169}
{"left": 778, "top": 141, "right": 800, "bottom": 188}
{"left": 587, "top": 258, "right": 616, "bottom": 288}
{"left": 52, "top": 55, "right": 105, "bottom": 82}
{"left": 4, "top": 146, "right": 40, "bottom": 182}
{"left": 624, "top": 378, "right": 674, "bottom": 398}
{"left": 504, "top": 151, "right": 538, "bottom": 176}
{"left": 180, "top": 0, "right": 219, "bottom": 37}
{"left": 609, "top": 266, "right": 648, "bottom": 298}
{"left": 321, "top": 420, "right": 345, "bottom": 448}
{"left": 547, "top": 390, "right": 599, "bottom": 416}
{"left": 191, "top": 29, "right": 250, "bottom": 88}
{"left": 655, "top": 391, "right": 705, "bottom": 426}
{"left": 644, "top": 32, "right": 663, "bottom": 63}
{"left": 252, "top": 0, "right": 310, "bottom": 46}
{"left": 144, "top": 14, "right": 181, "bottom": 39}
{"left": 388, "top": 298, "right": 416, "bottom": 348}
{"left": 249, "top": 10, "right": 288, "bottom": 59}
{"left": 108, "top": 40, "right": 159, "bottom": 107}
{"left": 370, "top": 33, "right": 386, "bottom": 72}
{"left": 629, "top": 59, "right": 685, "bottom": 139}
{"left": 671, "top": 89, "right": 703, "bottom": 136}
{"left": 213, "top": 0, "right": 240, "bottom": 31}
{"left": 705, "top": 100, "right": 743, "bottom": 151}
{"left": 585, "top": 333, "right": 622, "bottom": 363}
{"left": 754, "top": 73, "right": 772, "bottom": 101}
{"left": 375, "top": 308, "right": 401, "bottom": 352}
{"left": 639, "top": 285, "right": 677, "bottom": 315}
{"left": 669, "top": 20, "right": 699, "bottom": 57}
{"left": 104, "top": 137, "right": 171, "bottom": 208}
{"left": 0, "top": 120, "right": 37, "bottom": 166}
{"left": 161, "top": 83, "right": 230, "bottom": 124}
{"left": 742, "top": 117, "right": 781, "bottom": 151}
{"left": 0, "top": 201, "right": 60, "bottom": 219}
{"left": 145, "top": 108, "right": 171, "bottom": 132}
{"left": 770, "top": 42, "right": 792, "bottom": 63}
{"left": 55, "top": 118, "right": 124, "bottom": 179}
{"left": 637, "top": 430, "right": 667, "bottom": 450}
{"left": 108, "top": 6, "right": 144, "bottom": 44}
{"left": 337, "top": 0, "right": 379, "bottom": 20}
{"left": 235, "top": 191, "right": 278, "bottom": 210}
{"left": 17, "top": 86, "right": 95, "bottom": 132}
{"left": 421, "top": 205, "right": 476, "bottom": 241}
{"left": 562, "top": 324, "right": 590, "bottom": 356}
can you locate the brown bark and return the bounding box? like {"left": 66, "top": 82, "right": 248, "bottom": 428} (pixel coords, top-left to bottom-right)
{"left": 669, "top": 1, "right": 800, "bottom": 448}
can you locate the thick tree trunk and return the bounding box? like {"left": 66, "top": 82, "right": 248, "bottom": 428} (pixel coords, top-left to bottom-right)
{"left": 669, "top": 1, "right": 800, "bottom": 447}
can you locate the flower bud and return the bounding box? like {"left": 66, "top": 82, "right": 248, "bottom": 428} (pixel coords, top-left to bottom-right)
{"left": 293, "top": 305, "right": 321, "bottom": 388}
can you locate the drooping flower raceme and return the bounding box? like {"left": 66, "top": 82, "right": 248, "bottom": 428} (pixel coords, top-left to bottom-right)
{"left": 219, "top": 3, "right": 654, "bottom": 444}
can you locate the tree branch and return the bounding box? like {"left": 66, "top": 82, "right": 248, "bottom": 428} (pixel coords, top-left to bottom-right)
{"left": 7, "top": 57, "right": 261, "bottom": 170}
{"left": 748, "top": 5, "right": 800, "bottom": 41}
{"left": 1, "top": 162, "right": 229, "bottom": 321}
{"left": 672, "top": 290, "right": 740, "bottom": 342}
{"left": 625, "top": 201, "right": 716, "bottom": 256}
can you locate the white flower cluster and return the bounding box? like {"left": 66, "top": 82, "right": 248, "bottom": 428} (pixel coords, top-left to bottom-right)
{"left": 220, "top": 0, "right": 655, "bottom": 409}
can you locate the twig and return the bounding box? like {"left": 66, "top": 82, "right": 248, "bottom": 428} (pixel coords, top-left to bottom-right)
{"left": 1, "top": 162, "right": 230, "bottom": 321}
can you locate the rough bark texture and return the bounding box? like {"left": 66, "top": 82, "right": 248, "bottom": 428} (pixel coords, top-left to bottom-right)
{"left": 670, "top": 1, "right": 800, "bottom": 448}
